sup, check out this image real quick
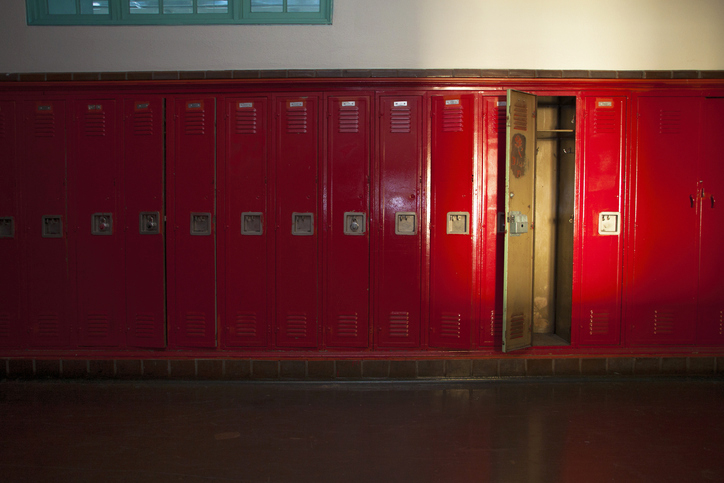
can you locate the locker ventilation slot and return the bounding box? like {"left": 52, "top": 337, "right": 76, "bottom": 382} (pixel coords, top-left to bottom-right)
{"left": 659, "top": 110, "right": 682, "bottom": 134}
{"left": 589, "top": 310, "right": 609, "bottom": 335}
{"left": 0, "top": 314, "right": 10, "bottom": 338}
{"left": 34, "top": 112, "right": 56, "bottom": 137}
{"left": 286, "top": 314, "right": 307, "bottom": 338}
{"left": 86, "top": 314, "right": 110, "bottom": 338}
{"left": 389, "top": 312, "right": 410, "bottom": 337}
{"left": 653, "top": 310, "right": 674, "bottom": 335}
{"left": 0, "top": 112, "right": 5, "bottom": 138}
{"left": 185, "top": 313, "right": 207, "bottom": 337}
{"left": 84, "top": 111, "right": 107, "bottom": 137}
{"left": 233, "top": 313, "right": 257, "bottom": 337}
{"left": 719, "top": 310, "right": 723, "bottom": 336}
{"left": 235, "top": 109, "right": 257, "bottom": 135}
{"left": 496, "top": 104, "right": 507, "bottom": 134}
{"left": 339, "top": 106, "right": 360, "bottom": 133}
{"left": 134, "top": 314, "right": 156, "bottom": 339}
{"left": 286, "top": 109, "right": 308, "bottom": 134}
{"left": 593, "top": 110, "right": 617, "bottom": 134}
{"left": 185, "top": 112, "right": 206, "bottom": 135}
{"left": 490, "top": 310, "right": 503, "bottom": 338}
{"left": 37, "top": 314, "right": 60, "bottom": 338}
{"left": 336, "top": 314, "right": 358, "bottom": 338}
{"left": 442, "top": 106, "right": 464, "bottom": 133}
{"left": 390, "top": 107, "right": 411, "bottom": 133}
{"left": 133, "top": 111, "right": 154, "bottom": 136}
{"left": 512, "top": 100, "right": 528, "bottom": 131}
{"left": 509, "top": 313, "right": 525, "bottom": 339}
{"left": 440, "top": 313, "right": 462, "bottom": 338}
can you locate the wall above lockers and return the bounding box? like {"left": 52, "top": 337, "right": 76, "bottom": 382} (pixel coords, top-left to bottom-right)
{"left": 2, "top": 0, "right": 724, "bottom": 74}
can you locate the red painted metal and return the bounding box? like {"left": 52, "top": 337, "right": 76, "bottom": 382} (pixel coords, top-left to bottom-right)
{"left": 21, "top": 100, "right": 71, "bottom": 348}
{"left": 325, "top": 95, "right": 371, "bottom": 348}
{"left": 124, "top": 97, "right": 166, "bottom": 348}
{"left": 0, "top": 101, "right": 19, "bottom": 348}
{"left": 167, "top": 97, "right": 217, "bottom": 349}
{"left": 577, "top": 96, "right": 625, "bottom": 346}
{"left": 628, "top": 97, "right": 701, "bottom": 346}
{"left": 274, "top": 95, "right": 320, "bottom": 349}
{"left": 429, "top": 93, "right": 476, "bottom": 349}
{"left": 221, "top": 97, "right": 270, "bottom": 348}
{"left": 697, "top": 98, "right": 724, "bottom": 345}
{"left": 70, "top": 99, "right": 124, "bottom": 348}
{"left": 375, "top": 95, "right": 424, "bottom": 348}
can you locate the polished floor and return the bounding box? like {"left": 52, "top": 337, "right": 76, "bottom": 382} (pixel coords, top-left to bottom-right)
{"left": 1, "top": 378, "right": 723, "bottom": 482}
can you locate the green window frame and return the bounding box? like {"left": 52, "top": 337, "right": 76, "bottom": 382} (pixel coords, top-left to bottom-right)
{"left": 27, "top": 0, "right": 333, "bottom": 25}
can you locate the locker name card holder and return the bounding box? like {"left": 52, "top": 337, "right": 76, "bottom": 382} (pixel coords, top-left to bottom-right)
{"left": 241, "top": 212, "right": 263, "bottom": 235}
{"left": 91, "top": 213, "right": 113, "bottom": 235}
{"left": 292, "top": 213, "right": 314, "bottom": 236}
{"left": 343, "top": 212, "right": 366, "bottom": 235}
{"left": 42, "top": 216, "right": 63, "bottom": 238}
{"left": 139, "top": 212, "right": 160, "bottom": 235}
{"left": 0, "top": 217, "right": 14, "bottom": 238}
{"left": 190, "top": 213, "right": 212, "bottom": 236}
{"left": 395, "top": 212, "right": 417, "bottom": 235}
{"left": 447, "top": 212, "right": 470, "bottom": 235}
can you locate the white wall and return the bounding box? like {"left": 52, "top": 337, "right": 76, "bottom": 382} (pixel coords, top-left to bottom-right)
{"left": 2, "top": 0, "right": 724, "bottom": 73}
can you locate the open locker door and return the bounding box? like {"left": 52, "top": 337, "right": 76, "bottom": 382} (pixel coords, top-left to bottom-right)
{"left": 502, "top": 90, "right": 536, "bottom": 352}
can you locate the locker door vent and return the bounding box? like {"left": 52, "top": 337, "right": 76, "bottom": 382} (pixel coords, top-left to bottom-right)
{"left": 490, "top": 310, "right": 503, "bottom": 338}
{"left": 84, "top": 109, "right": 107, "bottom": 137}
{"left": 658, "top": 110, "right": 682, "bottom": 135}
{"left": 185, "top": 111, "right": 206, "bottom": 135}
{"left": 390, "top": 106, "right": 411, "bottom": 133}
{"left": 589, "top": 310, "right": 609, "bottom": 335}
{"left": 134, "top": 314, "right": 156, "bottom": 339}
{"left": 593, "top": 110, "right": 617, "bottom": 134}
{"left": 0, "top": 314, "right": 10, "bottom": 338}
{"left": 133, "top": 111, "right": 154, "bottom": 136}
{"left": 512, "top": 100, "right": 528, "bottom": 131}
{"left": 34, "top": 111, "right": 56, "bottom": 137}
{"left": 336, "top": 314, "right": 359, "bottom": 337}
{"left": 0, "top": 111, "right": 5, "bottom": 138}
{"left": 388, "top": 311, "right": 410, "bottom": 337}
{"left": 235, "top": 108, "right": 257, "bottom": 135}
{"left": 285, "top": 314, "right": 308, "bottom": 338}
{"left": 509, "top": 313, "right": 525, "bottom": 339}
{"left": 184, "top": 313, "right": 207, "bottom": 337}
{"left": 495, "top": 104, "right": 507, "bottom": 134}
{"left": 442, "top": 105, "right": 464, "bottom": 133}
{"left": 653, "top": 310, "right": 674, "bottom": 335}
{"left": 86, "top": 314, "right": 110, "bottom": 338}
{"left": 719, "top": 310, "right": 723, "bottom": 336}
{"left": 440, "top": 313, "right": 462, "bottom": 338}
{"left": 233, "top": 313, "right": 258, "bottom": 337}
{"left": 37, "top": 314, "right": 60, "bottom": 338}
{"left": 286, "top": 108, "right": 308, "bottom": 134}
{"left": 338, "top": 106, "right": 360, "bottom": 133}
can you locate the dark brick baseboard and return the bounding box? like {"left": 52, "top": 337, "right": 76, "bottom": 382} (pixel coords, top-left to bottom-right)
{"left": 3, "top": 357, "right": 723, "bottom": 380}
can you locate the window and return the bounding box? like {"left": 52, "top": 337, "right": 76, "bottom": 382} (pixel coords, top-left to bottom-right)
{"left": 27, "top": 0, "right": 332, "bottom": 25}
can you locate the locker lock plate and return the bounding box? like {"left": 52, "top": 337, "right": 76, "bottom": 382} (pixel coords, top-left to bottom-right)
{"left": 292, "top": 213, "right": 314, "bottom": 236}
{"left": 241, "top": 212, "right": 263, "bottom": 236}
{"left": 508, "top": 211, "right": 528, "bottom": 236}
{"left": 343, "top": 212, "right": 366, "bottom": 235}
{"left": 91, "top": 213, "right": 113, "bottom": 236}
{"left": 42, "top": 216, "right": 63, "bottom": 238}
{"left": 447, "top": 212, "right": 470, "bottom": 235}
{"left": 190, "top": 213, "right": 212, "bottom": 236}
{"left": 598, "top": 211, "right": 620, "bottom": 235}
{"left": 0, "top": 217, "right": 14, "bottom": 238}
{"left": 395, "top": 212, "right": 417, "bottom": 235}
{"left": 139, "top": 212, "right": 160, "bottom": 235}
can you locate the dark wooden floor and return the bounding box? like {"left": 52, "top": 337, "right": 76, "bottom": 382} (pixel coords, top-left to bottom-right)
{"left": 1, "top": 378, "right": 723, "bottom": 482}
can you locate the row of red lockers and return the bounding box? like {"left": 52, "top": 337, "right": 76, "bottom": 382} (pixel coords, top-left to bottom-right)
{"left": 0, "top": 90, "right": 721, "bottom": 353}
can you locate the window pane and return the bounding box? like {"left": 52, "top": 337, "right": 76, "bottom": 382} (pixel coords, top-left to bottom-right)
{"left": 288, "top": 0, "right": 320, "bottom": 13}
{"left": 198, "top": 0, "right": 228, "bottom": 14}
{"left": 164, "top": 0, "right": 193, "bottom": 14}
{"left": 80, "top": 0, "right": 109, "bottom": 14}
{"left": 251, "top": 0, "right": 283, "bottom": 13}
{"left": 129, "top": 0, "right": 160, "bottom": 14}
{"left": 48, "top": 0, "right": 77, "bottom": 14}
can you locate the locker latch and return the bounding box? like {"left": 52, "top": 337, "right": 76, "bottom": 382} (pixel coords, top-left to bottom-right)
{"left": 508, "top": 211, "right": 528, "bottom": 236}
{"left": 190, "top": 213, "right": 212, "bottom": 236}
{"left": 241, "top": 212, "right": 263, "bottom": 236}
{"left": 344, "top": 212, "right": 366, "bottom": 235}
{"left": 292, "top": 213, "right": 314, "bottom": 236}
{"left": 0, "top": 217, "right": 14, "bottom": 238}
{"left": 42, "top": 216, "right": 63, "bottom": 238}
{"left": 91, "top": 213, "right": 113, "bottom": 236}
{"left": 395, "top": 212, "right": 417, "bottom": 235}
{"left": 446, "top": 212, "right": 470, "bottom": 235}
{"left": 598, "top": 211, "right": 620, "bottom": 235}
{"left": 139, "top": 212, "right": 160, "bottom": 235}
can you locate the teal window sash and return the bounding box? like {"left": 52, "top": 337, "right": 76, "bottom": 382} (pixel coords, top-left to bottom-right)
{"left": 27, "top": 0, "right": 332, "bottom": 25}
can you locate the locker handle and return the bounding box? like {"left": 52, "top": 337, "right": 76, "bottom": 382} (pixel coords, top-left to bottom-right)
{"left": 712, "top": 195, "right": 716, "bottom": 209}
{"left": 690, "top": 194, "right": 695, "bottom": 208}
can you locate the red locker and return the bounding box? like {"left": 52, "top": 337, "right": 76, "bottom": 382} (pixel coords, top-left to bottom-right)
{"left": 124, "top": 98, "right": 165, "bottom": 348}
{"left": 577, "top": 97, "right": 625, "bottom": 346}
{"left": 479, "top": 96, "right": 506, "bottom": 347}
{"left": 21, "top": 101, "right": 71, "bottom": 348}
{"left": 628, "top": 97, "right": 701, "bottom": 345}
{"left": 221, "top": 97, "right": 270, "bottom": 348}
{"left": 375, "top": 95, "right": 424, "bottom": 348}
{"left": 429, "top": 93, "right": 476, "bottom": 349}
{"left": 0, "top": 101, "right": 20, "bottom": 347}
{"left": 274, "top": 96, "right": 320, "bottom": 348}
{"left": 70, "top": 99, "right": 124, "bottom": 347}
{"left": 325, "top": 95, "right": 371, "bottom": 348}
{"left": 697, "top": 98, "right": 724, "bottom": 345}
{"left": 167, "top": 97, "right": 217, "bottom": 348}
